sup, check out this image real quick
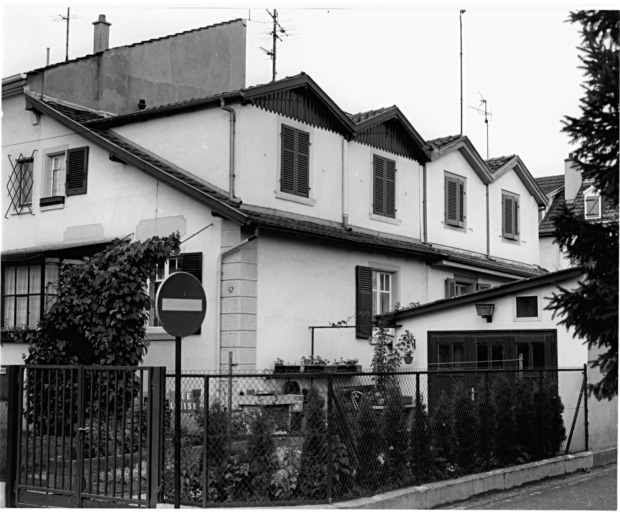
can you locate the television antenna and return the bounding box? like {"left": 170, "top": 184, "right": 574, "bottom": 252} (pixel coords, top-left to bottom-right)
{"left": 261, "top": 9, "right": 289, "bottom": 82}
{"left": 52, "top": 8, "right": 79, "bottom": 62}
{"left": 470, "top": 93, "right": 492, "bottom": 159}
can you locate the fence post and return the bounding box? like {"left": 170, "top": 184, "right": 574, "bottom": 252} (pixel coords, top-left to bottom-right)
{"left": 415, "top": 373, "right": 421, "bottom": 409}
{"left": 4, "top": 366, "right": 20, "bottom": 508}
{"left": 538, "top": 370, "right": 544, "bottom": 457}
{"left": 484, "top": 371, "right": 490, "bottom": 469}
{"left": 583, "top": 364, "right": 589, "bottom": 451}
{"left": 150, "top": 367, "right": 165, "bottom": 508}
{"left": 326, "top": 373, "right": 333, "bottom": 504}
{"left": 203, "top": 376, "right": 208, "bottom": 508}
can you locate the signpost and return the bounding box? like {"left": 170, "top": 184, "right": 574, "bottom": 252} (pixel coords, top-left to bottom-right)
{"left": 156, "top": 272, "right": 206, "bottom": 509}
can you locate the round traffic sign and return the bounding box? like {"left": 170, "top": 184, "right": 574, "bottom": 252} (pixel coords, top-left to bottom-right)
{"left": 156, "top": 272, "right": 206, "bottom": 337}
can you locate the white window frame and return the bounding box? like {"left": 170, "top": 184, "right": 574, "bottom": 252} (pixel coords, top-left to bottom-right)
{"left": 514, "top": 294, "right": 541, "bottom": 322}
{"left": 148, "top": 257, "right": 180, "bottom": 328}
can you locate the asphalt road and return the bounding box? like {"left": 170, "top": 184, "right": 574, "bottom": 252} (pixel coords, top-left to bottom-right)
{"left": 442, "top": 463, "right": 617, "bottom": 510}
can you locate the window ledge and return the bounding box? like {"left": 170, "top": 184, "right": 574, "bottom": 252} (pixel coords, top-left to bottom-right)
{"left": 501, "top": 236, "right": 520, "bottom": 244}
{"left": 275, "top": 190, "right": 315, "bottom": 206}
{"left": 514, "top": 316, "right": 542, "bottom": 322}
{"left": 369, "top": 213, "right": 401, "bottom": 226}
{"left": 40, "top": 196, "right": 65, "bottom": 211}
{"left": 146, "top": 328, "right": 174, "bottom": 341}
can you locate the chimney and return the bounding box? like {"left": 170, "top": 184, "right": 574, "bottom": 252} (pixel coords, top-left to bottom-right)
{"left": 93, "top": 14, "right": 111, "bottom": 53}
{"left": 564, "top": 152, "right": 582, "bottom": 201}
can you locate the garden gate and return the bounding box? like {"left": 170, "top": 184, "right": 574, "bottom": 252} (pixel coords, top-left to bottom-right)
{"left": 4, "top": 365, "right": 165, "bottom": 508}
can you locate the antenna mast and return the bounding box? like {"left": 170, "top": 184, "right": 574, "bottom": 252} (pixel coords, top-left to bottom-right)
{"left": 460, "top": 10, "right": 466, "bottom": 135}
{"left": 470, "top": 93, "right": 492, "bottom": 159}
{"left": 261, "top": 9, "right": 289, "bottom": 82}
{"left": 53, "top": 7, "right": 78, "bottom": 62}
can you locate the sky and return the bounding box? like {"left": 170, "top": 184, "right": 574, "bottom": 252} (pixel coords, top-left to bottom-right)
{"left": 1, "top": 1, "right": 613, "bottom": 178}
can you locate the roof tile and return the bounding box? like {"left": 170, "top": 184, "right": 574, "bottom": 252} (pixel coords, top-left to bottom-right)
{"left": 536, "top": 175, "right": 565, "bottom": 195}
{"left": 426, "top": 134, "right": 462, "bottom": 150}
{"left": 486, "top": 155, "right": 515, "bottom": 173}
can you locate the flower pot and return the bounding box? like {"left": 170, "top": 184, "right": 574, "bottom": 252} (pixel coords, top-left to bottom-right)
{"left": 403, "top": 355, "right": 413, "bottom": 365}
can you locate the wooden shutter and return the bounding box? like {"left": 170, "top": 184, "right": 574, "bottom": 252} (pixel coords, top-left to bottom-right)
{"left": 296, "top": 130, "right": 310, "bottom": 197}
{"left": 66, "top": 147, "right": 89, "bottom": 196}
{"left": 281, "top": 125, "right": 296, "bottom": 194}
{"left": 386, "top": 158, "right": 396, "bottom": 217}
{"left": 445, "top": 278, "right": 457, "bottom": 298}
{"left": 503, "top": 193, "right": 518, "bottom": 239}
{"left": 373, "top": 155, "right": 396, "bottom": 218}
{"left": 373, "top": 155, "right": 384, "bottom": 215}
{"left": 445, "top": 176, "right": 465, "bottom": 227}
{"left": 180, "top": 252, "right": 203, "bottom": 334}
{"left": 356, "top": 266, "right": 373, "bottom": 339}
{"left": 281, "top": 125, "right": 310, "bottom": 198}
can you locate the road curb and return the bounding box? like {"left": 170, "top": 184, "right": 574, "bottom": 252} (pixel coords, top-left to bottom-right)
{"left": 321, "top": 451, "right": 593, "bottom": 509}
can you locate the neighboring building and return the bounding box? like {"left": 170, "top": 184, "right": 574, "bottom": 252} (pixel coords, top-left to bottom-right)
{"left": 2, "top": 18, "right": 549, "bottom": 372}
{"left": 390, "top": 266, "right": 617, "bottom": 453}
{"left": 537, "top": 154, "right": 619, "bottom": 271}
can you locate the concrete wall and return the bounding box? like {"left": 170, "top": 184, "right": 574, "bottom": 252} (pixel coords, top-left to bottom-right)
{"left": 27, "top": 20, "right": 246, "bottom": 115}
{"left": 489, "top": 171, "right": 540, "bottom": 265}
{"left": 255, "top": 233, "right": 429, "bottom": 370}
{"left": 587, "top": 343, "right": 618, "bottom": 451}
{"left": 540, "top": 236, "right": 572, "bottom": 272}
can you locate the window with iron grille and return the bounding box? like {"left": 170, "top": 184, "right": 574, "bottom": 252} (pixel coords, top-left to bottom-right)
{"left": 280, "top": 125, "right": 310, "bottom": 197}
{"left": 502, "top": 191, "right": 520, "bottom": 240}
{"left": 6, "top": 155, "right": 35, "bottom": 216}
{"left": 445, "top": 173, "right": 466, "bottom": 228}
{"left": 373, "top": 155, "right": 396, "bottom": 218}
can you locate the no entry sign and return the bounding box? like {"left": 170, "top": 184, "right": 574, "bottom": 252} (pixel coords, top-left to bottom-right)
{"left": 155, "top": 272, "right": 206, "bottom": 337}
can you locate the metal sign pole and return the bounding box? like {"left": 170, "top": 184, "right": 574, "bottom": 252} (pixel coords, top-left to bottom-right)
{"left": 174, "top": 336, "right": 181, "bottom": 509}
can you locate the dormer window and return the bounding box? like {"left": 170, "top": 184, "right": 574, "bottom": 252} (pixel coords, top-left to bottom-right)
{"left": 584, "top": 192, "right": 602, "bottom": 220}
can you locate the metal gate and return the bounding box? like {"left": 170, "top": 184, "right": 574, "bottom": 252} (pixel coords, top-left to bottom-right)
{"left": 5, "top": 365, "right": 165, "bottom": 508}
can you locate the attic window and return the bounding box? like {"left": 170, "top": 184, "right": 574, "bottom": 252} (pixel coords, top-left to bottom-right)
{"left": 584, "top": 194, "right": 602, "bottom": 220}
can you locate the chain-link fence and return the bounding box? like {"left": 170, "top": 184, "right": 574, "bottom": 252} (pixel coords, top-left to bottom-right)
{"left": 0, "top": 398, "right": 7, "bottom": 481}
{"left": 163, "top": 367, "right": 586, "bottom": 507}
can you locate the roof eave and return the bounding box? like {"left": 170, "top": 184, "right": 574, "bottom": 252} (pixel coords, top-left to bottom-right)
{"left": 494, "top": 157, "right": 548, "bottom": 207}
{"left": 430, "top": 137, "right": 493, "bottom": 183}
{"left": 25, "top": 93, "right": 248, "bottom": 225}
{"left": 393, "top": 266, "right": 583, "bottom": 320}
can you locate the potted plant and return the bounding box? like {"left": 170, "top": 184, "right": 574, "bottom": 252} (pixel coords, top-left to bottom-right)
{"left": 301, "top": 355, "right": 330, "bottom": 373}
{"left": 333, "top": 357, "right": 362, "bottom": 373}
{"left": 273, "top": 358, "right": 301, "bottom": 374}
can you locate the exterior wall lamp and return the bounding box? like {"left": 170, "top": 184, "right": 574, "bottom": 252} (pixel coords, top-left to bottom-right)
{"left": 475, "top": 304, "right": 495, "bottom": 323}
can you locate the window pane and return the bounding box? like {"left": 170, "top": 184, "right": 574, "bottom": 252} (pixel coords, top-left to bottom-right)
{"left": 3, "top": 298, "right": 15, "bottom": 328}
{"left": 15, "top": 266, "right": 28, "bottom": 294}
{"left": 453, "top": 343, "right": 464, "bottom": 367}
{"left": 29, "top": 296, "right": 41, "bottom": 328}
{"left": 516, "top": 296, "right": 538, "bottom": 317}
{"left": 29, "top": 264, "right": 41, "bottom": 293}
{"left": 5, "top": 266, "right": 15, "bottom": 295}
{"left": 438, "top": 345, "right": 450, "bottom": 366}
{"left": 45, "top": 263, "right": 59, "bottom": 295}
{"left": 533, "top": 344, "right": 545, "bottom": 368}
{"left": 15, "top": 297, "right": 28, "bottom": 326}
{"left": 491, "top": 344, "right": 504, "bottom": 369}
{"left": 477, "top": 344, "right": 488, "bottom": 369}
{"left": 380, "top": 291, "right": 389, "bottom": 314}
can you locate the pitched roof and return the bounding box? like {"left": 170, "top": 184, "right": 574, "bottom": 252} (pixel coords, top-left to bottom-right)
{"left": 485, "top": 155, "right": 515, "bottom": 173}
{"left": 391, "top": 266, "right": 583, "bottom": 321}
{"left": 24, "top": 19, "right": 246, "bottom": 76}
{"left": 44, "top": 101, "right": 108, "bottom": 123}
{"left": 539, "top": 189, "right": 565, "bottom": 236}
{"left": 26, "top": 93, "right": 247, "bottom": 225}
{"left": 347, "top": 106, "right": 396, "bottom": 124}
{"left": 426, "top": 134, "right": 463, "bottom": 151}
{"left": 536, "top": 175, "right": 565, "bottom": 195}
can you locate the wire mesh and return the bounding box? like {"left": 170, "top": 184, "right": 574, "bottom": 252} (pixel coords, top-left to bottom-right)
{"left": 0, "top": 398, "right": 7, "bottom": 481}
{"left": 163, "top": 367, "right": 586, "bottom": 507}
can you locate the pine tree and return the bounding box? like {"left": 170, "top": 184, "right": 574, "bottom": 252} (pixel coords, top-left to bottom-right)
{"left": 547, "top": 10, "right": 619, "bottom": 400}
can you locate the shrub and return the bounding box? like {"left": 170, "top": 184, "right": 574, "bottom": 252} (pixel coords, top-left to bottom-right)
{"left": 297, "top": 387, "right": 327, "bottom": 499}
{"left": 355, "top": 399, "right": 383, "bottom": 491}
{"left": 382, "top": 388, "right": 410, "bottom": 487}
{"left": 410, "top": 398, "right": 436, "bottom": 484}
{"left": 247, "top": 408, "right": 277, "bottom": 499}
{"left": 452, "top": 382, "right": 481, "bottom": 472}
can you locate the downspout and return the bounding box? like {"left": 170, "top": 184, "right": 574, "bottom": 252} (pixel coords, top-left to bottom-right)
{"left": 486, "top": 183, "right": 490, "bottom": 256}
{"left": 422, "top": 162, "right": 428, "bottom": 244}
{"left": 342, "top": 137, "right": 352, "bottom": 231}
{"left": 215, "top": 230, "right": 258, "bottom": 371}
{"left": 220, "top": 98, "right": 236, "bottom": 200}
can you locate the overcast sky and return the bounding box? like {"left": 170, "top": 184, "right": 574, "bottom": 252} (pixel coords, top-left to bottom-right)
{"left": 2, "top": 2, "right": 613, "bottom": 178}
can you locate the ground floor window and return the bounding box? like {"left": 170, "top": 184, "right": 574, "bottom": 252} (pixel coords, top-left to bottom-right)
{"left": 428, "top": 330, "right": 557, "bottom": 370}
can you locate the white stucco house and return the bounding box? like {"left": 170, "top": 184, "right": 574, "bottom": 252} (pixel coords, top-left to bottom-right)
{"left": 2, "top": 17, "right": 552, "bottom": 373}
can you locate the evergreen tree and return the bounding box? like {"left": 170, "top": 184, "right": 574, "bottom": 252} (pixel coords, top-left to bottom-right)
{"left": 547, "top": 10, "right": 619, "bottom": 400}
